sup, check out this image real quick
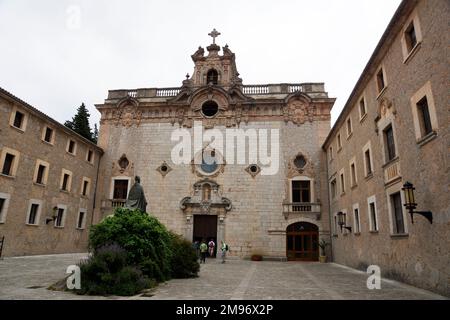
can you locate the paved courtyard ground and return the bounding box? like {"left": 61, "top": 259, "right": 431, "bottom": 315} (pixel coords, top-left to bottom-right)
{"left": 0, "top": 253, "right": 446, "bottom": 300}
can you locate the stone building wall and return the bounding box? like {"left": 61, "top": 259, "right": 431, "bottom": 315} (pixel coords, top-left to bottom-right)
{"left": 0, "top": 89, "right": 102, "bottom": 257}
{"left": 323, "top": 0, "right": 449, "bottom": 296}
{"left": 95, "top": 118, "right": 332, "bottom": 259}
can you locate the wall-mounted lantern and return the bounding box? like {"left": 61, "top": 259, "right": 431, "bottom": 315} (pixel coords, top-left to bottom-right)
{"left": 402, "top": 182, "right": 433, "bottom": 224}
{"left": 337, "top": 211, "right": 352, "bottom": 233}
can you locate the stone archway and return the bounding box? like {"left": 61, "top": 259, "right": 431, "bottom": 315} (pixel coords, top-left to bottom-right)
{"left": 286, "top": 222, "right": 319, "bottom": 261}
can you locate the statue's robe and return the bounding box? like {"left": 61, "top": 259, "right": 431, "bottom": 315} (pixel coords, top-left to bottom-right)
{"left": 125, "top": 182, "right": 147, "bottom": 213}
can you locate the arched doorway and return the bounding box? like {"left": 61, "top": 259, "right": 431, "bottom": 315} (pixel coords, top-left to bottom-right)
{"left": 286, "top": 222, "right": 319, "bottom": 261}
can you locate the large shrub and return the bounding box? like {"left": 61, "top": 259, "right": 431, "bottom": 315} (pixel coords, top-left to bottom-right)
{"left": 89, "top": 208, "right": 173, "bottom": 282}
{"left": 77, "top": 244, "right": 153, "bottom": 296}
{"left": 169, "top": 233, "right": 200, "bottom": 278}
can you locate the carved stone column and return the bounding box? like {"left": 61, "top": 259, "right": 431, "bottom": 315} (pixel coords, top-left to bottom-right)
{"left": 185, "top": 214, "right": 193, "bottom": 241}
{"left": 217, "top": 214, "right": 226, "bottom": 252}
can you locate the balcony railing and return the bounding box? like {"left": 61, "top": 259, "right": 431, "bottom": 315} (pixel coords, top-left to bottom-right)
{"left": 282, "top": 202, "right": 321, "bottom": 220}
{"left": 383, "top": 157, "right": 401, "bottom": 184}
{"left": 111, "top": 199, "right": 126, "bottom": 208}
{"left": 107, "top": 83, "right": 325, "bottom": 100}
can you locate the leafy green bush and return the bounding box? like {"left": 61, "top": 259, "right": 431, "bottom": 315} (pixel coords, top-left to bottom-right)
{"left": 89, "top": 208, "right": 173, "bottom": 282}
{"left": 169, "top": 233, "right": 200, "bottom": 278}
{"left": 79, "top": 208, "right": 200, "bottom": 296}
{"left": 77, "top": 244, "right": 152, "bottom": 296}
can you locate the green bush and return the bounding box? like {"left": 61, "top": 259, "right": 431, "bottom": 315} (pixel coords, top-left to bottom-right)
{"left": 79, "top": 208, "right": 200, "bottom": 296}
{"left": 169, "top": 233, "right": 200, "bottom": 278}
{"left": 89, "top": 208, "right": 173, "bottom": 282}
{"left": 77, "top": 244, "right": 152, "bottom": 296}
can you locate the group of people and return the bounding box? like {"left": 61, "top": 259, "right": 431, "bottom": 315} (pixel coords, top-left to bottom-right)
{"left": 192, "top": 238, "right": 229, "bottom": 264}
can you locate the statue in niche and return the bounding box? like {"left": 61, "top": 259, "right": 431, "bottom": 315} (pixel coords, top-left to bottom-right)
{"left": 125, "top": 176, "right": 148, "bottom": 213}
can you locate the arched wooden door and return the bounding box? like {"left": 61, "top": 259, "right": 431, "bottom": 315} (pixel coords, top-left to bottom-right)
{"left": 286, "top": 222, "right": 319, "bottom": 261}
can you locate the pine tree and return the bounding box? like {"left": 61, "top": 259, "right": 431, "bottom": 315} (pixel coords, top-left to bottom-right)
{"left": 65, "top": 103, "right": 96, "bottom": 143}
{"left": 93, "top": 123, "right": 99, "bottom": 144}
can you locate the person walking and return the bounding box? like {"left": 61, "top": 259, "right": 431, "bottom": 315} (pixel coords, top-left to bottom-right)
{"left": 199, "top": 239, "right": 208, "bottom": 264}
{"left": 208, "top": 239, "right": 216, "bottom": 258}
{"left": 192, "top": 240, "right": 200, "bottom": 260}
{"left": 220, "top": 240, "right": 228, "bottom": 264}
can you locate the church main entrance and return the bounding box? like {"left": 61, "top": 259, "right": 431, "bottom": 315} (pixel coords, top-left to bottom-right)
{"left": 286, "top": 222, "right": 319, "bottom": 261}
{"left": 193, "top": 215, "right": 218, "bottom": 257}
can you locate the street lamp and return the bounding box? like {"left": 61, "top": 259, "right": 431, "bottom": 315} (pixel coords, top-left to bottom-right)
{"left": 337, "top": 211, "right": 352, "bottom": 233}
{"left": 402, "top": 182, "right": 433, "bottom": 224}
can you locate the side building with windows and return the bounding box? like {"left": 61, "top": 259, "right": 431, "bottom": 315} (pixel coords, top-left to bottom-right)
{"left": 0, "top": 87, "right": 103, "bottom": 256}
{"left": 322, "top": 0, "right": 449, "bottom": 296}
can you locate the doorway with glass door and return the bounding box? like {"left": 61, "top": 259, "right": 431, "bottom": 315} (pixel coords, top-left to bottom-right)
{"left": 286, "top": 222, "right": 319, "bottom": 261}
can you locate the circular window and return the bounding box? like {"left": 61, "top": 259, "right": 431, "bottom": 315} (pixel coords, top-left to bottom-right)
{"left": 294, "top": 155, "right": 307, "bottom": 169}
{"left": 160, "top": 165, "right": 168, "bottom": 172}
{"left": 250, "top": 165, "right": 258, "bottom": 173}
{"left": 201, "top": 151, "right": 218, "bottom": 174}
{"left": 202, "top": 101, "right": 219, "bottom": 118}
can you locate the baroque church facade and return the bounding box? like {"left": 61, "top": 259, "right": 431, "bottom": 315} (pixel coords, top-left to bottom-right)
{"left": 0, "top": 0, "right": 448, "bottom": 296}
{"left": 94, "top": 32, "right": 335, "bottom": 261}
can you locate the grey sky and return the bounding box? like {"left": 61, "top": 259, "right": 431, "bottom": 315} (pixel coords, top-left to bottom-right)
{"left": 0, "top": 0, "right": 401, "bottom": 128}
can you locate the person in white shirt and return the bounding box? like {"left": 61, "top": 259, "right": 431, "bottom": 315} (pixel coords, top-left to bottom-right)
{"left": 208, "top": 239, "right": 215, "bottom": 258}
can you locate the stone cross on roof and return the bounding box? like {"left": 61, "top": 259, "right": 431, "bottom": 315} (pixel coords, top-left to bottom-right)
{"left": 208, "top": 28, "right": 221, "bottom": 44}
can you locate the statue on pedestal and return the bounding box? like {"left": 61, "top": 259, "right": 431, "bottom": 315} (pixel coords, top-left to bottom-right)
{"left": 125, "top": 176, "right": 147, "bottom": 213}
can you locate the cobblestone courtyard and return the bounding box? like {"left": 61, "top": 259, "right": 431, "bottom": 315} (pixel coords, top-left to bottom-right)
{"left": 0, "top": 254, "right": 446, "bottom": 300}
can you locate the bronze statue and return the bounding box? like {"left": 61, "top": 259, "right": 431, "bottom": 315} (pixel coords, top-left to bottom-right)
{"left": 125, "top": 176, "right": 147, "bottom": 213}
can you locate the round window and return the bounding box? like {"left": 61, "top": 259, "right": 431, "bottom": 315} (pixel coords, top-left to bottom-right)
{"left": 202, "top": 101, "right": 219, "bottom": 118}
{"left": 294, "top": 155, "right": 307, "bottom": 169}
{"left": 199, "top": 149, "right": 219, "bottom": 175}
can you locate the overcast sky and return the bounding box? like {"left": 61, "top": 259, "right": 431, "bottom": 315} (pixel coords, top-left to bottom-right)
{"left": 0, "top": 0, "right": 402, "bottom": 128}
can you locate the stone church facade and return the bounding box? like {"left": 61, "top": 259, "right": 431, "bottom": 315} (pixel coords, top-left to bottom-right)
{"left": 0, "top": 0, "right": 448, "bottom": 297}
{"left": 94, "top": 37, "right": 335, "bottom": 260}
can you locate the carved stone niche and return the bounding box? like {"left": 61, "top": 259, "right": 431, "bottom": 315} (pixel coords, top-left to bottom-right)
{"left": 287, "top": 153, "right": 314, "bottom": 179}
{"left": 112, "top": 154, "right": 134, "bottom": 176}
{"left": 179, "top": 179, "right": 232, "bottom": 215}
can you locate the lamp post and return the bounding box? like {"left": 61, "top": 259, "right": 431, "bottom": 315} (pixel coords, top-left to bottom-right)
{"left": 337, "top": 211, "right": 352, "bottom": 233}
{"left": 402, "top": 182, "right": 433, "bottom": 224}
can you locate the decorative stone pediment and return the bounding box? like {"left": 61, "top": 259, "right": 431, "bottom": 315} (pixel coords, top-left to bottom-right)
{"left": 376, "top": 97, "right": 396, "bottom": 121}
{"left": 180, "top": 179, "right": 232, "bottom": 214}
{"left": 112, "top": 154, "right": 134, "bottom": 176}
{"left": 113, "top": 98, "right": 142, "bottom": 128}
{"left": 286, "top": 153, "right": 314, "bottom": 179}
{"left": 284, "top": 95, "right": 316, "bottom": 125}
